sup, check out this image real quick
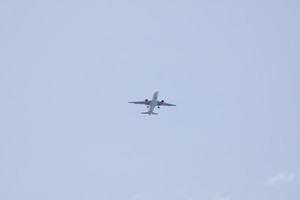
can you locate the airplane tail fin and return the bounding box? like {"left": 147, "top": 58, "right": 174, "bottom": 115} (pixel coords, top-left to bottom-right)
{"left": 141, "top": 112, "right": 158, "bottom": 115}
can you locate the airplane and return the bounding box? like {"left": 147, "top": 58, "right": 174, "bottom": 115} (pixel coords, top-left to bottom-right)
{"left": 129, "top": 91, "right": 176, "bottom": 115}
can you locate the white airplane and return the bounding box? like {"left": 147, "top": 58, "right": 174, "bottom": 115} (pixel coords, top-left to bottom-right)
{"left": 129, "top": 91, "right": 176, "bottom": 115}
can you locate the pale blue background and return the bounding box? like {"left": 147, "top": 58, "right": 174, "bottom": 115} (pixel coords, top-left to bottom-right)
{"left": 0, "top": 0, "right": 299, "bottom": 199}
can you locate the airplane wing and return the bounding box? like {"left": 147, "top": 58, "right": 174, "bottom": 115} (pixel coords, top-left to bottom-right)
{"left": 128, "top": 101, "right": 151, "bottom": 105}
{"left": 157, "top": 101, "right": 176, "bottom": 106}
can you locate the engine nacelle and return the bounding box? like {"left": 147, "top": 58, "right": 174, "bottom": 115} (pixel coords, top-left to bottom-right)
{"left": 145, "top": 99, "right": 149, "bottom": 102}
{"left": 161, "top": 100, "right": 165, "bottom": 103}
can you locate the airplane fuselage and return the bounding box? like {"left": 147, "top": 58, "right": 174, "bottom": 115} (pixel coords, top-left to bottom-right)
{"left": 148, "top": 91, "right": 159, "bottom": 114}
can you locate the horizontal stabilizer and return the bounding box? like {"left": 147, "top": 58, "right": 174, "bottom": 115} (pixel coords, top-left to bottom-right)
{"left": 141, "top": 112, "right": 158, "bottom": 115}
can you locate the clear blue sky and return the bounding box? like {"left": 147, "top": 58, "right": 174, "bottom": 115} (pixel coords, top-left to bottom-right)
{"left": 0, "top": 0, "right": 299, "bottom": 199}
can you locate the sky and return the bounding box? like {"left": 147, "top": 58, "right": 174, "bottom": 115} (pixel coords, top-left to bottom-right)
{"left": 0, "top": 0, "right": 299, "bottom": 199}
